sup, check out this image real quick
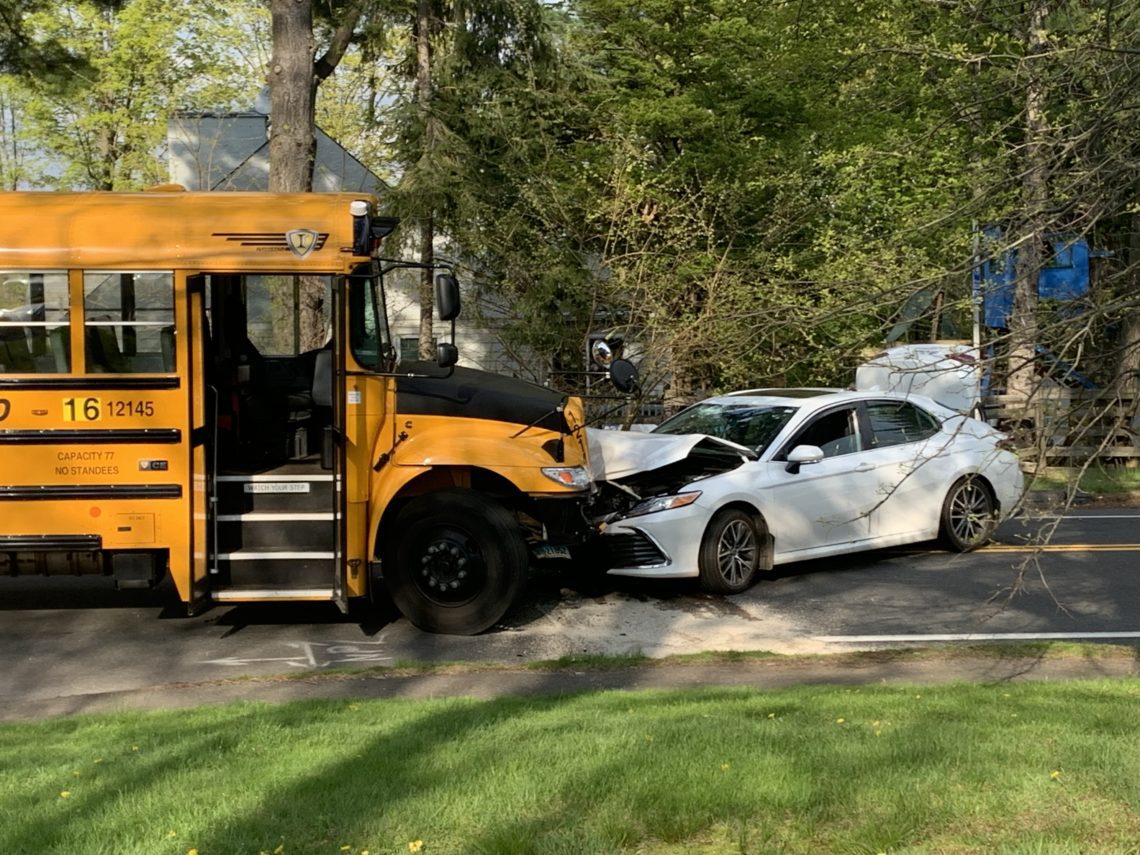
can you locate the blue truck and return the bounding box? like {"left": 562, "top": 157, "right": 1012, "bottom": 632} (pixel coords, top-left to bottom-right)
{"left": 972, "top": 226, "right": 1112, "bottom": 390}
{"left": 973, "top": 225, "right": 1110, "bottom": 330}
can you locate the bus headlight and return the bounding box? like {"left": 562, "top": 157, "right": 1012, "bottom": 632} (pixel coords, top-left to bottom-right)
{"left": 541, "top": 466, "right": 591, "bottom": 489}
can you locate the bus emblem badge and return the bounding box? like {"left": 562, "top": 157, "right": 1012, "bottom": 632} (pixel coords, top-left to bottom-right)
{"left": 285, "top": 229, "right": 320, "bottom": 258}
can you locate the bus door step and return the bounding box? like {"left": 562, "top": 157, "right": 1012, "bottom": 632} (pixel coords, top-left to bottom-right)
{"left": 215, "top": 550, "right": 336, "bottom": 588}
{"left": 211, "top": 587, "right": 335, "bottom": 603}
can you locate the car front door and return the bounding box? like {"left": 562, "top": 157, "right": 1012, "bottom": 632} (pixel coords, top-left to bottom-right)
{"left": 765, "top": 404, "right": 880, "bottom": 556}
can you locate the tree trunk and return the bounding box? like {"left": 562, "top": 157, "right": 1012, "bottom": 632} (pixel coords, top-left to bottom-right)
{"left": 418, "top": 216, "right": 435, "bottom": 360}
{"left": 1116, "top": 212, "right": 1140, "bottom": 388}
{"left": 415, "top": 0, "right": 435, "bottom": 360}
{"left": 268, "top": 0, "right": 315, "bottom": 194}
{"left": 1006, "top": 0, "right": 1051, "bottom": 405}
{"left": 267, "top": 0, "right": 366, "bottom": 352}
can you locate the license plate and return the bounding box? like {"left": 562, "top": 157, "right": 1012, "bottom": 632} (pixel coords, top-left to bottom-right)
{"left": 531, "top": 544, "right": 572, "bottom": 561}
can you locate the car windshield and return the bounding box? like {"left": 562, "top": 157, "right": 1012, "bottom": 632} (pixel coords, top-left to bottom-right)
{"left": 654, "top": 403, "right": 799, "bottom": 454}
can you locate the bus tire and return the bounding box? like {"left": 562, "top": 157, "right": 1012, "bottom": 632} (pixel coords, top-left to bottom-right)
{"left": 384, "top": 490, "right": 527, "bottom": 635}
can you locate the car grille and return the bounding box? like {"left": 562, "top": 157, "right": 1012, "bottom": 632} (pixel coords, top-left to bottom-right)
{"left": 603, "top": 531, "right": 667, "bottom": 568}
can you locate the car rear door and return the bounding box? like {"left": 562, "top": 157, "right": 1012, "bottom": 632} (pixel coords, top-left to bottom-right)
{"left": 858, "top": 399, "right": 953, "bottom": 541}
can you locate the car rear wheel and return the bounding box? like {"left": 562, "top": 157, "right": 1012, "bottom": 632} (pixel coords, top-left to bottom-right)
{"left": 939, "top": 476, "right": 997, "bottom": 552}
{"left": 698, "top": 509, "right": 762, "bottom": 594}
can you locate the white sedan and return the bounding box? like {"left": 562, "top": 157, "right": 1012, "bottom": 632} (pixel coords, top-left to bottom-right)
{"left": 586, "top": 388, "right": 1024, "bottom": 594}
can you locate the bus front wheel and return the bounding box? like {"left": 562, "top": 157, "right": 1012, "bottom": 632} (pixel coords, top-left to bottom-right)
{"left": 383, "top": 490, "right": 527, "bottom": 635}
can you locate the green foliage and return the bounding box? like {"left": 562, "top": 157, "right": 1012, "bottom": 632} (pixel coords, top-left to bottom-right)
{"left": 3, "top": 0, "right": 264, "bottom": 189}
{"left": 471, "top": 0, "right": 997, "bottom": 397}
{"left": 4, "top": 0, "right": 1137, "bottom": 402}
{"left": 349, "top": 0, "right": 1010, "bottom": 400}
{"left": 0, "top": 0, "right": 113, "bottom": 80}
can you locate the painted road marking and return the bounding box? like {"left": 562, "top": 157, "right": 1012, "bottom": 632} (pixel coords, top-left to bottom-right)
{"left": 202, "top": 639, "right": 392, "bottom": 669}
{"left": 980, "top": 544, "right": 1140, "bottom": 551}
{"left": 815, "top": 631, "right": 1140, "bottom": 643}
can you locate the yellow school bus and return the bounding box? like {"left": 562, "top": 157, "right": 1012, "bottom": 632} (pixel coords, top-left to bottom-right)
{"left": 0, "top": 189, "right": 606, "bottom": 634}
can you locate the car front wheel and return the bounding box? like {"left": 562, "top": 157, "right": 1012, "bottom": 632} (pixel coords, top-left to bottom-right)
{"left": 939, "top": 476, "right": 997, "bottom": 552}
{"left": 698, "top": 509, "right": 762, "bottom": 594}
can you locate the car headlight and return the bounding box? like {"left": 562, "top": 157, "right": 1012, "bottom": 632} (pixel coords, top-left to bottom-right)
{"left": 541, "top": 466, "right": 591, "bottom": 489}
{"left": 625, "top": 491, "right": 701, "bottom": 518}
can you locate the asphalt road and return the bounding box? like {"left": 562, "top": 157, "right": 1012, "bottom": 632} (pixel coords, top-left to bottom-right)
{"left": 2, "top": 504, "right": 1138, "bottom": 718}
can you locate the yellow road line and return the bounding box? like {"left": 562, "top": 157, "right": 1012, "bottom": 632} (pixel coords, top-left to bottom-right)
{"left": 982, "top": 543, "right": 1140, "bottom": 552}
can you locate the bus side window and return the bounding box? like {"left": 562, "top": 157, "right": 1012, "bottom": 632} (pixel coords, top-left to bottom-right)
{"left": 83, "top": 271, "right": 174, "bottom": 374}
{"left": 160, "top": 325, "right": 175, "bottom": 372}
{"left": 49, "top": 326, "right": 70, "bottom": 372}
{"left": 0, "top": 326, "right": 35, "bottom": 373}
{"left": 86, "top": 322, "right": 129, "bottom": 373}
{"left": 0, "top": 270, "right": 70, "bottom": 374}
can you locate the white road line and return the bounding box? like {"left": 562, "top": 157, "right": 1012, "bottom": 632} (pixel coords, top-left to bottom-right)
{"left": 814, "top": 631, "right": 1140, "bottom": 643}
{"left": 1030, "top": 514, "right": 1140, "bottom": 520}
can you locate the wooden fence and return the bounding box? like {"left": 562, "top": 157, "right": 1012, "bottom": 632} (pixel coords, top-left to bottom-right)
{"left": 984, "top": 387, "right": 1140, "bottom": 465}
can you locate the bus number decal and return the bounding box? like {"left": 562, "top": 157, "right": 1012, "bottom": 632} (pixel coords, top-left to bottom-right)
{"left": 63, "top": 398, "right": 156, "bottom": 421}
{"left": 63, "top": 397, "right": 101, "bottom": 422}
{"left": 0, "top": 398, "right": 9, "bottom": 422}
{"left": 107, "top": 400, "right": 155, "bottom": 418}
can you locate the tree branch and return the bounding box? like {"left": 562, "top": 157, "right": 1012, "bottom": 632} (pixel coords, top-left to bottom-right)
{"left": 314, "top": 0, "right": 368, "bottom": 83}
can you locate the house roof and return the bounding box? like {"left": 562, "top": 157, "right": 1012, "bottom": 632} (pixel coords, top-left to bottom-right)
{"left": 168, "top": 111, "right": 387, "bottom": 195}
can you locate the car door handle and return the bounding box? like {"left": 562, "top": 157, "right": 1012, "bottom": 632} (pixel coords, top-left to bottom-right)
{"left": 853, "top": 462, "right": 876, "bottom": 472}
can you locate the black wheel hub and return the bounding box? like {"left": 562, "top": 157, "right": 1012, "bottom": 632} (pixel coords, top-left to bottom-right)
{"left": 415, "top": 530, "right": 485, "bottom": 605}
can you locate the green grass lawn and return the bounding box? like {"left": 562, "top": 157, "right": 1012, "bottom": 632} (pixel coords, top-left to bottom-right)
{"left": 1026, "top": 464, "right": 1140, "bottom": 496}
{"left": 3, "top": 678, "right": 1139, "bottom": 855}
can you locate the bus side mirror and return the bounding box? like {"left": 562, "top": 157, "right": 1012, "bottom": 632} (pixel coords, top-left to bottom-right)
{"left": 436, "top": 274, "right": 460, "bottom": 321}
{"left": 437, "top": 342, "right": 458, "bottom": 369}
{"left": 609, "top": 358, "right": 639, "bottom": 394}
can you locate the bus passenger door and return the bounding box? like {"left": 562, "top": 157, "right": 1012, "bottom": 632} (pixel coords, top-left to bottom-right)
{"left": 329, "top": 275, "right": 347, "bottom": 613}
{"left": 203, "top": 273, "right": 344, "bottom": 609}
{"left": 187, "top": 274, "right": 213, "bottom": 610}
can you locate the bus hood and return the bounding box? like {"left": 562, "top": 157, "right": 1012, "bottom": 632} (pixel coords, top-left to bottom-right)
{"left": 395, "top": 364, "right": 570, "bottom": 432}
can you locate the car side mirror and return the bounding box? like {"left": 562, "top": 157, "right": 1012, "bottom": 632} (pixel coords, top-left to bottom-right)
{"left": 785, "top": 444, "right": 824, "bottom": 474}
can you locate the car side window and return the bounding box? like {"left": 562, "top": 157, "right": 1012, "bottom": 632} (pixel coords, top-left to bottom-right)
{"left": 783, "top": 406, "right": 862, "bottom": 458}
{"left": 866, "top": 401, "right": 940, "bottom": 448}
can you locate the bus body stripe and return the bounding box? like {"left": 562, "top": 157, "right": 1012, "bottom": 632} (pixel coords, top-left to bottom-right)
{"left": 0, "top": 429, "right": 181, "bottom": 444}
{"left": 0, "top": 484, "right": 182, "bottom": 500}
{"left": 0, "top": 377, "right": 180, "bottom": 391}
{"left": 0, "top": 534, "right": 102, "bottom": 551}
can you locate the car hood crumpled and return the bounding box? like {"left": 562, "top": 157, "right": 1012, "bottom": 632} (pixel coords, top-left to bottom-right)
{"left": 586, "top": 427, "right": 753, "bottom": 485}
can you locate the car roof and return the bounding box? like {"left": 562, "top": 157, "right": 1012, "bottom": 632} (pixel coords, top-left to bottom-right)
{"left": 710, "top": 387, "right": 852, "bottom": 405}
{"left": 694, "top": 387, "right": 958, "bottom": 418}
